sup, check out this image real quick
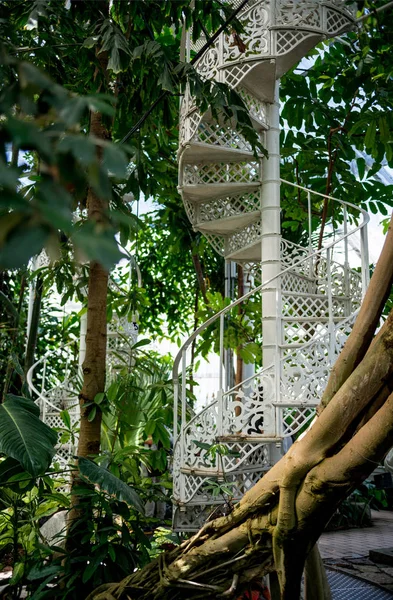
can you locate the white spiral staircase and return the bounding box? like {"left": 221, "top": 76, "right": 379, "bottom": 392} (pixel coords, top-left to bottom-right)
{"left": 173, "top": 0, "right": 370, "bottom": 531}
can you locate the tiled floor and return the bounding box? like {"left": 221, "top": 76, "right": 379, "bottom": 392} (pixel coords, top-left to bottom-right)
{"left": 319, "top": 510, "right": 393, "bottom": 560}
{"left": 326, "top": 570, "right": 393, "bottom": 600}
{"left": 319, "top": 511, "right": 393, "bottom": 595}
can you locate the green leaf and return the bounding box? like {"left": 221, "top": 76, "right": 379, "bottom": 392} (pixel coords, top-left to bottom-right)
{"left": 87, "top": 406, "right": 97, "bottom": 422}
{"left": 0, "top": 223, "right": 50, "bottom": 269}
{"left": 0, "top": 396, "right": 57, "bottom": 476}
{"left": 58, "top": 135, "right": 96, "bottom": 166}
{"left": 60, "top": 410, "right": 71, "bottom": 430}
{"left": 0, "top": 457, "right": 30, "bottom": 486}
{"left": 72, "top": 222, "right": 123, "bottom": 270}
{"left": 0, "top": 290, "right": 18, "bottom": 321}
{"left": 78, "top": 457, "right": 143, "bottom": 513}
{"left": 94, "top": 392, "right": 105, "bottom": 405}
{"left": 102, "top": 144, "right": 128, "bottom": 179}
{"left": 83, "top": 36, "right": 99, "bottom": 49}
{"left": 145, "top": 420, "right": 156, "bottom": 436}
{"left": 365, "top": 119, "right": 377, "bottom": 150}
{"left": 5, "top": 117, "right": 52, "bottom": 161}
{"left": 10, "top": 562, "right": 24, "bottom": 585}
{"left": 158, "top": 64, "right": 174, "bottom": 93}
{"left": 28, "top": 563, "right": 63, "bottom": 582}
{"left": 355, "top": 156, "right": 366, "bottom": 180}
{"left": 131, "top": 338, "right": 150, "bottom": 350}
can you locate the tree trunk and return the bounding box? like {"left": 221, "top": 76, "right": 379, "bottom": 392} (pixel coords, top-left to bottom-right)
{"left": 87, "top": 216, "right": 393, "bottom": 600}
{"left": 75, "top": 111, "right": 110, "bottom": 455}
{"left": 2, "top": 271, "right": 26, "bottom": 401}
{"left": 67, "top": 53, "right": 110, "bottom": 552}
{"left": 24, "top": 273, "right": 43, "bottom": 381}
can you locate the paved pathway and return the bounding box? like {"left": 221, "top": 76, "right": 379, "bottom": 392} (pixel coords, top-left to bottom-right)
{"left": 319, "top": 510, "right": 393, "bottom": 595}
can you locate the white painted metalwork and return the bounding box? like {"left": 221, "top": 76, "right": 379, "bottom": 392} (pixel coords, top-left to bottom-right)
{"left": 174, "top": 0, "right": 366, "bottom": 531}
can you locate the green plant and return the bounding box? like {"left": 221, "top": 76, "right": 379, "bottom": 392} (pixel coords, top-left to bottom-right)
{"left": 25, "top": 459, "right": 150, "bottom": 600}
{"left": 0, "top": 458, "right": 70, "bottom": 599}
{"left": 326, "top": 480, "right": 387, "bottom": 531}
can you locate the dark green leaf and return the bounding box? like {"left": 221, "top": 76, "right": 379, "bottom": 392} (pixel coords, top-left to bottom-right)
{"left": 79, "top": 457, "right": 144, "bottom": 513}
{"left": 0, "top": 396, "right": 57, "bottom": 476}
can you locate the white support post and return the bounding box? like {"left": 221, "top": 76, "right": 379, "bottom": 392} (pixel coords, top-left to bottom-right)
{"left": 343, "top": 205, "right": 350, "bottom": 316}
{"left": 181, "top": 349, "right": 187, "bottom": 430}
{"left": 307, "top": 191, "right": 314, "bottom": 279}
{"left": 219, "top": 313, "right": 224, "bottom": 395}
{"left": 326, "top": 248, "right": 335, "bottom": 362}
{"left": 41, "top": 357, "right": 47, "bottom": 421}
{"left": 180, "top": 349, "right": 187, "bottom": 505}
{"left": 360, "top": 223, "right": 370, "bottom": 297}
{"left": 224, "top": 261, "right": 236, "bottom": 392}
{"left": 242, "top": 272, "right": 255, "bottom": 383}
{"left": 261, "top": 80, "right": 281, "bottom": 435}
{"left": 78, "top": 311, "right": 87, "bottom": 370}
{"left": 173, "top": 383, "right": 179, "bottom": 446}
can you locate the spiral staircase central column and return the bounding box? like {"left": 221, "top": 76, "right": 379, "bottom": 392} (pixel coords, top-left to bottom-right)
{"left": 261, "top": 82, "right": 282, "bottom": 424}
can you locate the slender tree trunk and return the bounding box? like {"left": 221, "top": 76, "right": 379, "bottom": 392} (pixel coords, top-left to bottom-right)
{"left": 75, "top": 111, "right": 110, "bottom": 452}
{"left": 2, "top": 271, "right": 26, "bottom": 401}
{"left": 24, "top": 274, "right": 43, "bottom": 379}
{"left": 67, "top": 51, "right": 110, "bottom": 553}
{"left": 191, "top": 251, "right": 208, "bottom": 304}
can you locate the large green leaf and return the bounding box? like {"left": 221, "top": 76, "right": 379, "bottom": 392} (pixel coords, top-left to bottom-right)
{"left": 0, "top": 396, "right": 57, "bottom": 476}
{"left": 78, "top": 457, "right": 143, "bottom": 514}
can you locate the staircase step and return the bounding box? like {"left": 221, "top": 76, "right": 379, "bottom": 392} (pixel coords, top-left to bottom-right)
{"left": 195, "top": 211, "right": 260, "bottom": 235}
{"left": 181, "top": 141, "right": 256, "bottom": 164}
{"left": 284, "top": 291, "right": 350, "bottom": 301}
{"left": 226, "top": 239, "right": 261, "bottom": 262}
{"left": 236, "top": 60, "right": 277, "bottom": 103}
{"left": 203, "top": 107, "right": 268, "bottom": 134}
{"left": 181, "top": 182, "right": 260, "bottom": 202}
{"left": 282, "top": 316, "right": 347, "bottom": 323}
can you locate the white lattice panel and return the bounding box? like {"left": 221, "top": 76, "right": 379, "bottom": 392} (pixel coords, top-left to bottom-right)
{"left": 222, "top": 2, "right": 271, "bottom": 64}
{"left": 276, "top": 29, "right": 315, "bottom": 55}
{"left": 238, "top": 87, "right": 268, "bottom": 128}
{"left": 222, "top": 442, "right": 270, "bottom": 473}
{"left": 223, "top": 367, "right": 275, "bottom": 436}
{"left": 283, "top": 320, "right": 330, "bottom": 345}
{"left": 325, "top": 6, "right": 353, "bottom": 33}
{"left": 183, "top": 404, "right": 218, "bottom": 470}
{"left": 281, "top": 293, "right": 347, "bottom": 319}
{"left": 183, "top": 161, "right": 260, "bottom": 186}
{"left": 333, "top": 312, "right": 357, "bottom": 357}
{"left": 198, "top": 191, "right": 260, "bottom": 224}
{"left": 203, "top": 232, "right": 226, "bottom": 256}
{"left": 275, "top": 1, "right": 321, "bottom": 28}
{"left": 281, "top": 238, "right": 312, "bottom": 276}
{"left": 282, "top": 406, "right": 316, "bottom": 437}
{"left": 193, "top": 122, "right": 252, "bottom": 152}
{"left": 227, "top": 219, "right": 261, "bottom": 255}
{"left": 183, "top": 197, "right": 196, "bottom": 223}
{"left": 181, "top": 109, "right": 203, "bottom": 146}
{"left": 224, "top": 62, "right": 253, "bottom": 88}
{"left": 282, "top": 272, "right": 314, "bottom": 294}
{"left": 280, "top": 337, "right": 331, "bottom": 404}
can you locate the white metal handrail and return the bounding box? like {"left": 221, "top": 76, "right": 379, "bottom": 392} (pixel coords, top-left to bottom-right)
{"left": 26, "top": 341, "right": 79, "bottom": 413}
